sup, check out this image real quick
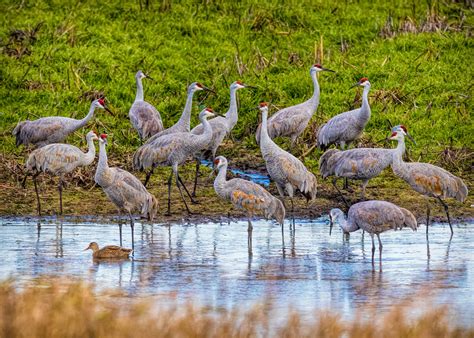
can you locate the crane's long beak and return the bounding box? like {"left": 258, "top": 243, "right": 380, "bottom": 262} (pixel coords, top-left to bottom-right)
{"left": 203, "top": 86, "right": 216, "bottom": 94}
{"left": 104, "top": 106, "right": 113, "bottom": 114}
{"left": 406, "top": 133, "right": 416, "bottom": 145}
{"left": 145, "top": 73, "right": 154, "bottom": 81}
{"left": 244, "top": 84, "right": 258, "bottom": 89}
{"left": 329, "top": 215, "right": 334, "bottom": 236}
{"left": 350, "top": 82, "right": 361, "bottom": 89}
{"left": 322, "top": 67, "right": 336, "bottom": 73}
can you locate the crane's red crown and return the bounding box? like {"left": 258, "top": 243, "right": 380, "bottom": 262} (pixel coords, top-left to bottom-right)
{"left": 259, "top": 102, "right": 268, "bottom": 107}
{"left": 236, "top": 80, "right": 243, "bottom": 85}
{"left": 100, "top": 134, "right": 107, "bottom": 139}
{"left": 98, "top": 98, "right": 105, "bottom": 106}
{"left": 213, "top": 158, "right": 220, "bottom": 166}
{"left": 92, "top": 130, "right": 98, "bottom": 136}
{"left": 205, "top": 107, "right": 213, "bottom": 112}
{"left": 399, "top": 125, "right": 407, "bottom": 133}
{"left": 196, "top": 83, "right": 203, "bottom": 88}
{"left": 359, "top": 77, "right": 369, "bottom": 83}
{"left": 314, "top": 64, "right": 322, "bottom": 68}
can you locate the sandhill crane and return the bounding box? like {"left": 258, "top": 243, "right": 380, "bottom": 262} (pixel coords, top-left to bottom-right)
{"left": 258, "top": 102, "right": 317, "bottom": 211}
{"left": 95, "top": 134, "right": 158, "bottom": 249}
{"left": 84, "top": 242, "right": 132, "bottom": 259}
{"left": 135, "top": 82, "right": 210, "bottom": 186}
{"left": 329, "top": 201, "right": 418, "bottom": 263}
{"left": 13, "top": 98, "right": 111, "bottom": 148}
{"left": 133, "top": 108, "right": 215, "bottom": 215}
{"left": 129, "top": 70, "right": 164, "bottom": 140}
{"left": 389, "top": 127, "right": 468, "bottom": 235}
{"left": 318, "top": 126, "right": 416, "bottom": 203}
{"left": 190, "top": 80, "right": 248, "bottom": 197}
{"left": 213, "top": 156, "right": 285, "bottom": 254}
{"left": 22, "top": 130, "right": 98, "bottom": 215}
{"left": 255, "top": 64, "right": 334, "bottom": 148}
{"left": 317, "top": 77, "right": 371, "bottom": 151}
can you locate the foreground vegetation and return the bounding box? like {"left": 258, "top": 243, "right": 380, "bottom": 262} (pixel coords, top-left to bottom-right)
{"left": 0, "top": 0, "right": 472, "bottom": 216}
{"left": 0, "top": 278, "right": 472, "bottom": 338}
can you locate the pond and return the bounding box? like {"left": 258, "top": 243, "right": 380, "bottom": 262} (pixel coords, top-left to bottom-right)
{"left": 0, "top": 216, "right": 473, "bottom": 327}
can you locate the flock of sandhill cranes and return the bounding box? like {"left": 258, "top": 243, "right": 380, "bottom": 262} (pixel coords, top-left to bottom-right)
{"left": 14, "top": 65, "right": 468, "bottom": 261}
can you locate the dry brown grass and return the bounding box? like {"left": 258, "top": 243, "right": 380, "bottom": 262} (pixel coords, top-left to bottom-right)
{"left": 0, "top": 279, "right": 472, "bottom": 338}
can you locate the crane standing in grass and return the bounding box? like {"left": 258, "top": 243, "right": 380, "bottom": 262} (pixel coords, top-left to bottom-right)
{"left": 133, "top": 108, "right": 216, "bottom": 215}
{"left": 258, "top": 102, "right": 317, "bottom": 212}
{"left": 389, "top": 127, "right": 468, "bottom": 236}
{"left": 190, "top": 80, "right": 248, "bottom": 197}
{"left": 319, "top": 125, "right": 416, "bottom": 204}
{"left": 95, "top": 134, "right": 158, "bottom": 249}
{"left": 22, "top": 130, "right": 99, "bottom": 216}
{"left": 129, "top": 70, "right": 164, "bottom": 140}
{"left": 256, "top": 64, "right": 334, "bottom": 148}
{"left": 13, "top": 98, "right": 111, "bottom": 148}
{"left": 329, "top": 201, "right": 418, "bottom": 264}
{"left": 213, "top": 156, "right": 285, "bottom": 255}
{"left": 135, "top": 82, "right": 211, "bottom": 186}
{"left": 317, "top": 77, "right": 371, "bottom": 151}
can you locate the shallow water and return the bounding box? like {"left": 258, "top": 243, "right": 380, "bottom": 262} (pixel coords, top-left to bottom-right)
{"left": 1, "top": 216, "right": 473, "bottom": 327}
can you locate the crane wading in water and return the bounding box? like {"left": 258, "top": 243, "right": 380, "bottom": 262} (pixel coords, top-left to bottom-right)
{"left": 256, "top": 64, "right": 335, "bottom": 148}
{"left": 213, "top": 156, "right": 285, "bottom": 255}
{"left": 258, "top": 102, "right": 317, "bottom": 212}
{"left": 13, "top": 98, "right": 111, "bottom": 148}
{"left": 135, "top": 82, "right": 212, "bottom": 187}
{"left": 133, "top": 108, "right": 216, "bottom": 215}
{"left": 329, "top": 201, "right": 418, "bottom": 264}
{"left": 95, "top": 134, "right": 158, "bottom": 249}
{"left": 190, "top": 80, "right": 248, "bottom": 197}
{"left": 319, "top": 126, "right": 416, "bottom": 204}
{"left": 389, "top": 127, "right": 468, "bottom": 236}
{"left": 22, "top": 130, "right": 99, "bottom": 215}
{"left": 129, "top": 70, "right": 164, "bottom": 140}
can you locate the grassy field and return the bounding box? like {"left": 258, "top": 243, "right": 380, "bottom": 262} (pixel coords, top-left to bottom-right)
{"left": 0, "top": 278, "right": 472, "bottom": 338}
{"left": 0, "top": 0, "right": 472, "bottom": 217}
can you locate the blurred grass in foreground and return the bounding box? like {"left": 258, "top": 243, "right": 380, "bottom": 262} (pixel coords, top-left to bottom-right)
{"left": 0, "top": 278, "right": 472, "bottom": 338}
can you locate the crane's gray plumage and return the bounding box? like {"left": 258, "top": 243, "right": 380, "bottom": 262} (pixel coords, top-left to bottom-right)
{"left": 95, "top": 134, "right": 158, "bottom": 249}
{"left": 330, "top": 200, "right": 418, "bottom": 263}
{"left": 23, "top": 131, "right": 99, "bottom": 215}
{"left": 389, "top": 126, "right": 468, "bottom": 235}
{"left": 13, "top": 99, "right": 108, "bottom": 148}
{"left": 319, "top": 146, "right": 394, "bottom": 200}
{"left": 129, "top": 70, "right": 164, "bottom": 140}
{"left": 317, "top": 77, "right": 371, "bottom": 150}
{"left": 256, "top": 64, "right": 334, "bottom": 147}
{"left": 133, "top": 108, "right": 215, "bottom": 215}
{"left": 190, "top": 81, "right": 248, "bottom": 196}
{"left": 213, "top": 156, "right": 285, "bottom": 254}
{"left": 258, "top": 102, "right": 317, "bottom": 209}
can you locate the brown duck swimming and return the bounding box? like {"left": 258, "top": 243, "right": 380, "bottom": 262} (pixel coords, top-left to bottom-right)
{"left": 84, "top": 242, "right": 132, "bottom": 259}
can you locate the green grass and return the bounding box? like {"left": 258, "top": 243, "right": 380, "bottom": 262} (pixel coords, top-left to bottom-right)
{"left": 1, "top": 0, "right": 473, "bottom": 177}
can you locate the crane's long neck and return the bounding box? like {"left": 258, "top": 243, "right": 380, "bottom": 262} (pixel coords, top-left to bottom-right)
{"left": 135, "top": 76, "right": 144, "bottom": 102}
{"left": 192, "top": 116, "right": 213, "bottom": 151}
{"left": 84, "top": 137, "right": 96, "bottom": 165}
{"left": 358, "top": 86, "right": 371, "bottom": 124}
{"left": 225, "top": 87, "right": 239, "bottom": 131}
{"left": 309, "top": 71, "right": 321, "bottom": 110}
{"left": 259, "top": 108, "right": 279, "bottom": 154}
{"left": 97, "top": 142, "right": 109, "bottom": 172}
{"left": 95, "top": 141, "right": 113, "bottom": 185}
{"left": 391, "top": 137, "right": 408, "bottom": 177}
{"left": 176, "top": 88, "right": 195, "bottom": 131}
{"left": 74, "top": 104, "right": 96, "bottom": 131}
{"left": 338, "top": 214, "right": 359, "bottom": 233}
{"left": 214, "top": 163, "right": 228, "bottom": 199}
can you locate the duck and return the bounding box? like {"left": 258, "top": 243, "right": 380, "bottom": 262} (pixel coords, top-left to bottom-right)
{"left": 84, "top": 242, "right": 133, "bottom": 259}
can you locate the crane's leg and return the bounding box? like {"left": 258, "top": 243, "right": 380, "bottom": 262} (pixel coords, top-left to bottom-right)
{"left": 177, "top": 174, "right": 198, "bottom": 204}
{"left": 58, "top": 176, "right": 63, "bottom": 215}
{"left": 143, "top": 164, "right": 156, "bottom": 188}
{"left": 360, "top": 180, "right": 369, "bottom": 201}
{"left": 247, "top": 218, "right": 253, "bottom": 256}
{"left": 332, "top": 178, "right": 350, "bottom": 209}
{"left": 376, "top": 234, "right": 383, "bottom": 263}
{"left": 21, "top": 173, "right": 28, "bottom": 189}
{"left": 33, "top": 173, "right": 41, "bottom": 216}
{"left": 118, "top": 213, "right": 123, "bottom": 246}
{"left": 166, "top": 170, "right": 173, "bottom": 216}
{"left": 290, "top": 198, "right": 294, "bottom": 214}
{"left": 128, "top": 212, "right": 135, "bottom": 251}
{"left": 371, "top": 234, "right": 375, "bottom": 265}
{"left": 436, "top": 197, "right": 453, "bottom": 236}
{"left": 425, "top": 202, "right": 431, "bottom": 235}
{"left": 175, "top": 170, "right": 192, "bottom": 215}
{"left": 191, "top": 159, "right": 200, "bottom": 198}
